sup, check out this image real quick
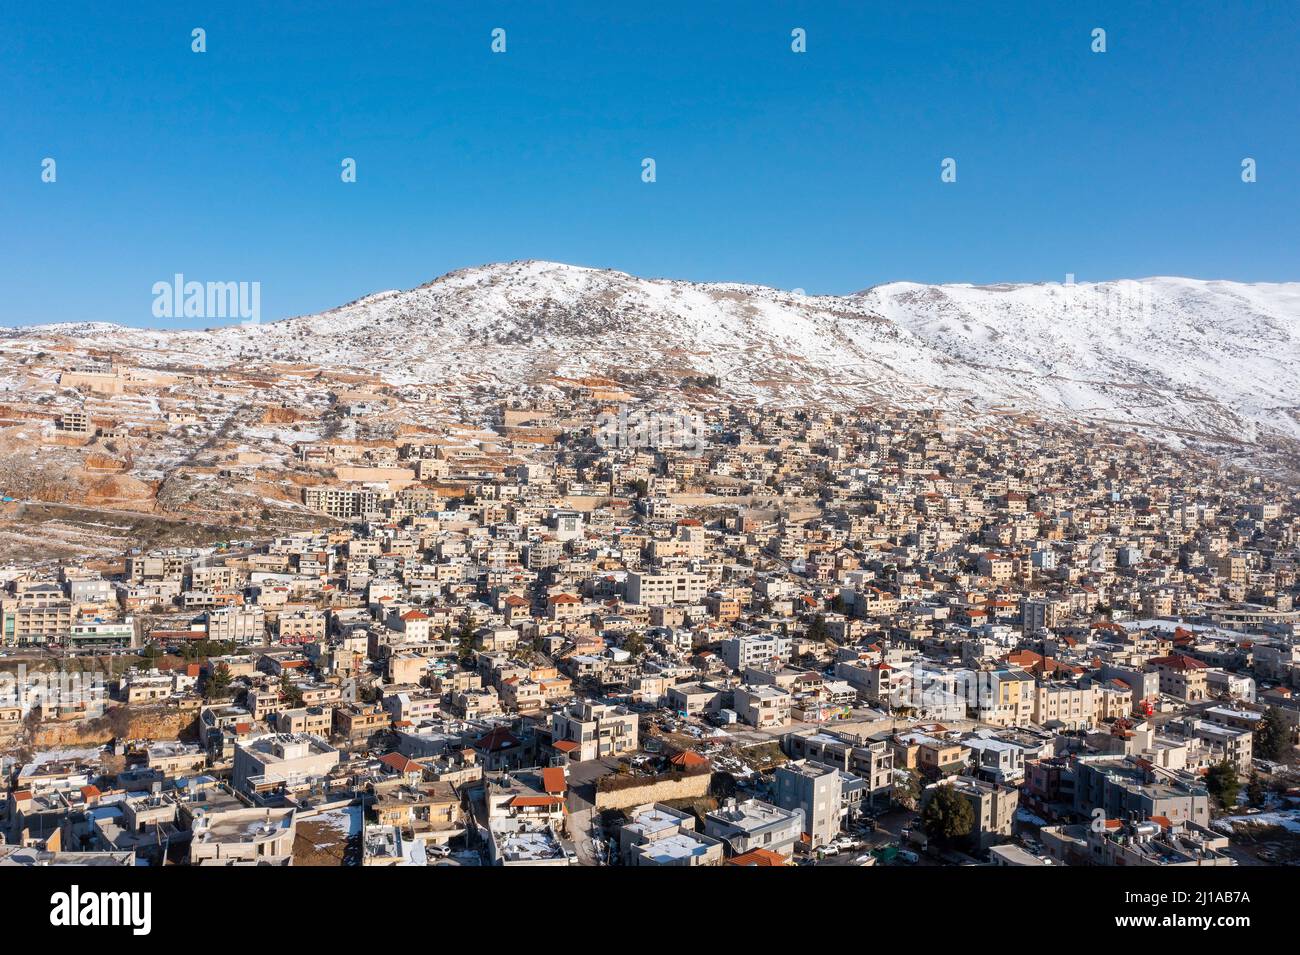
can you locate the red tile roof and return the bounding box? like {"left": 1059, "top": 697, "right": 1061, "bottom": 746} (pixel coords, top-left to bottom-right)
{"left": 669, "top": 750, "right": 709, "bottom": 768}
{"left": 728, "top": 848, "right": 788, "bottom": 866}
{"left": 379, "top": 752, "right": 423, "bottom": 774}
{"left": 541, "top": 767, "right": 567, "bottom": 794}
{"left": 1149, "top": 653, "right": 1209, "bottom": 671}
{"left": 511, "top": 795, "right": 564, "bottom": 808}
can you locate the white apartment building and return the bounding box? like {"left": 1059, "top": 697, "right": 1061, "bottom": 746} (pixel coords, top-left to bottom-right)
{"left": 626, "top": 571, "right": 708, "bottom": 606}
{"left": 721, "top": 634, "right": 793, "bottom": 672}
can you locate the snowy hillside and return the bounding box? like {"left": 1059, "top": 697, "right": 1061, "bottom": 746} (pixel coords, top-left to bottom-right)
{"left": 9, "top": 261, "right": 1300, "bottom": 447}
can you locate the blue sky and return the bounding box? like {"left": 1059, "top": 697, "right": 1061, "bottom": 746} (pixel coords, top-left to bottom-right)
{"left": 2, "top": 1, "right": 1297, "bottom": 327}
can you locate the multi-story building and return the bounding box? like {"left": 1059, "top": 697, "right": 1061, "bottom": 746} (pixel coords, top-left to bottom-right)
{"left": 231, "top": 733, "right": 340, "bottom": 796}
{"left": 619, "top": 803, "right": 724, "bottom": 867}
{"left": 550, "top": 700, "right": 639, "bottom": 761}
{"left": 703, "top": 798, "right": 804, "bottom": 858}
{"left": 626, "top": 571, "right": 708, "bottom": 606}
{"left": 783, "top": 729, "right": 894, "bottom": 805}
{"left": 774, "top": 759, "right": 863, "bottom": 847}
{"left": 720, "top": 634, "right": 792, "bottom": 672}
{"left": 922, "top": 776, "right": 1019, "bottom": 851}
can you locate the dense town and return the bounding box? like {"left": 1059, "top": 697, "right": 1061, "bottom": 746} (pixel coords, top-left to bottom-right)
{"left": 2, "top": 379, "right": 1299, "bottom": 869}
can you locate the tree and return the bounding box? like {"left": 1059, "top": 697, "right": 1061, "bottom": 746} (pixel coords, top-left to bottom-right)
{"left": 280, "top": 672, "right": 303, "bottom": 708}
{"left": 1205, "top": 761, "right": 1240, "bottom": 810}
{"left": 893, "top": 771, "right": 921, "bottom": 811}
{"left": 921, "top": 784, "right": 974, "bottom": 847}
{"left": 807, "top": 613, "right": 828, "bottom": 643}
{"left": 456, "top": 615, "right": 476, "bottom": 663}
{"left": 1246, "top": 773, "right": 1266, "bottom": 808}
{"left": 623, "top": 632, "right": 646, "bottom": 658}
{"left": 1255, "top": 707, "right": 1292, "bottom": 762}
{"left": 206, "top": 663, "right": 232, "bottom": 700}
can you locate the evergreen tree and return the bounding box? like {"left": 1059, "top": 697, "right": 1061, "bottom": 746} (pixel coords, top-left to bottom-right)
{"left": 456, "top": 615, "right": 476, "bottom": 663}
{"left": 1255, "top": 707, "right": 1292, "bottom": 762}
{"left": 1246, "top": 773, "right": 1266, "bottom": 808}
{"left": 206, "top": 663, "right": 232, "bottom": 700}
{"left": 1205, "top": 761, "right": 1240, "bottom": 810}
{"left": 921, "top": 784, "right": 974, "bottom": 847}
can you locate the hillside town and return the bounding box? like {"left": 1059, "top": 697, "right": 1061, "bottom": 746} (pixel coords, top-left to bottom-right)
{"left": 2, "top": 384, "right": 1300, "bottom": 869}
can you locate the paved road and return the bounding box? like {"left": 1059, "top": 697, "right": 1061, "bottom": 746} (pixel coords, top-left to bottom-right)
{"left": 564, "top": 758, "right": 620, "bottom": 866}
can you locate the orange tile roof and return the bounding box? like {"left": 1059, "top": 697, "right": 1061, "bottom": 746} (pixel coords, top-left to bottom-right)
{"left": 511, "top": 795, "right": 564, "bottom": 808}
{"left": 379, "top": 752, "right": 423, "bottom": 774}
{"left": 728, "top": 848, "right": 788, "bottom": 866}
{"left": 669, "top": 750, "right": 709, "bottom": 768}
{"left": 541, "top": 767, "right": 567, "bottom": 794}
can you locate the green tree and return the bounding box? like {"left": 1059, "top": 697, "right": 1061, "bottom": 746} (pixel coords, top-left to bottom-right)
{"left": 206, "top": 663, "right": 232, "bottom": 700}
{"left": 456, "top": 615, "right": 476, "bottom": 663}
{"left": 1246, "top": 773, "right": 1266, "bottom": 808}
{"left": 280, "top": 672, "right": 303, "bottom": 707}
{"left": 921, "top": 784, "right": 974, "bottom": 847}
{"left": 1205, "top": 761, "right": 1240, "bottom": 810}
{"left": 893, "top": 771, "right": 921, "bottom": 811}
{"left": 623, "top": 632, "right": 646, "bottom": 658}
{"left": 1255, "top": 707, "right": 1292, "bottom": 762}
{"left": 807, "top": 613, "right": 828, "bottom": 643}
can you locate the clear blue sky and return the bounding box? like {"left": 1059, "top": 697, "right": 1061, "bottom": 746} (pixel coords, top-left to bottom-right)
{"left": 2, "top": 1, "right": 1297, "bottom": 327}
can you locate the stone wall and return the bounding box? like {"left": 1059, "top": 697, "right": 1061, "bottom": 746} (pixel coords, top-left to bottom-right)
{"left": 593, "top": 770, "right": 712, "bottom": 811}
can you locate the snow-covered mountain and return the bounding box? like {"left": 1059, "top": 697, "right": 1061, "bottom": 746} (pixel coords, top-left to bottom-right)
{"left": 11, "top": 261, "right": 1300, "bottom": 448}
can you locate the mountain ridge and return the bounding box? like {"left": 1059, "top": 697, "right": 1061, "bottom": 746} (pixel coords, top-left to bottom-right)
{"left": 8, "top": 261, "right": 1300, "bottom": 453}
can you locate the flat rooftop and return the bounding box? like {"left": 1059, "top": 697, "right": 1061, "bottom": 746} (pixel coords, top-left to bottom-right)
{"left": 626, "top": 805, "right": 688, "bottom": 838}
{"left": 637, "top": 832, "right": 715, "bottom": 863}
